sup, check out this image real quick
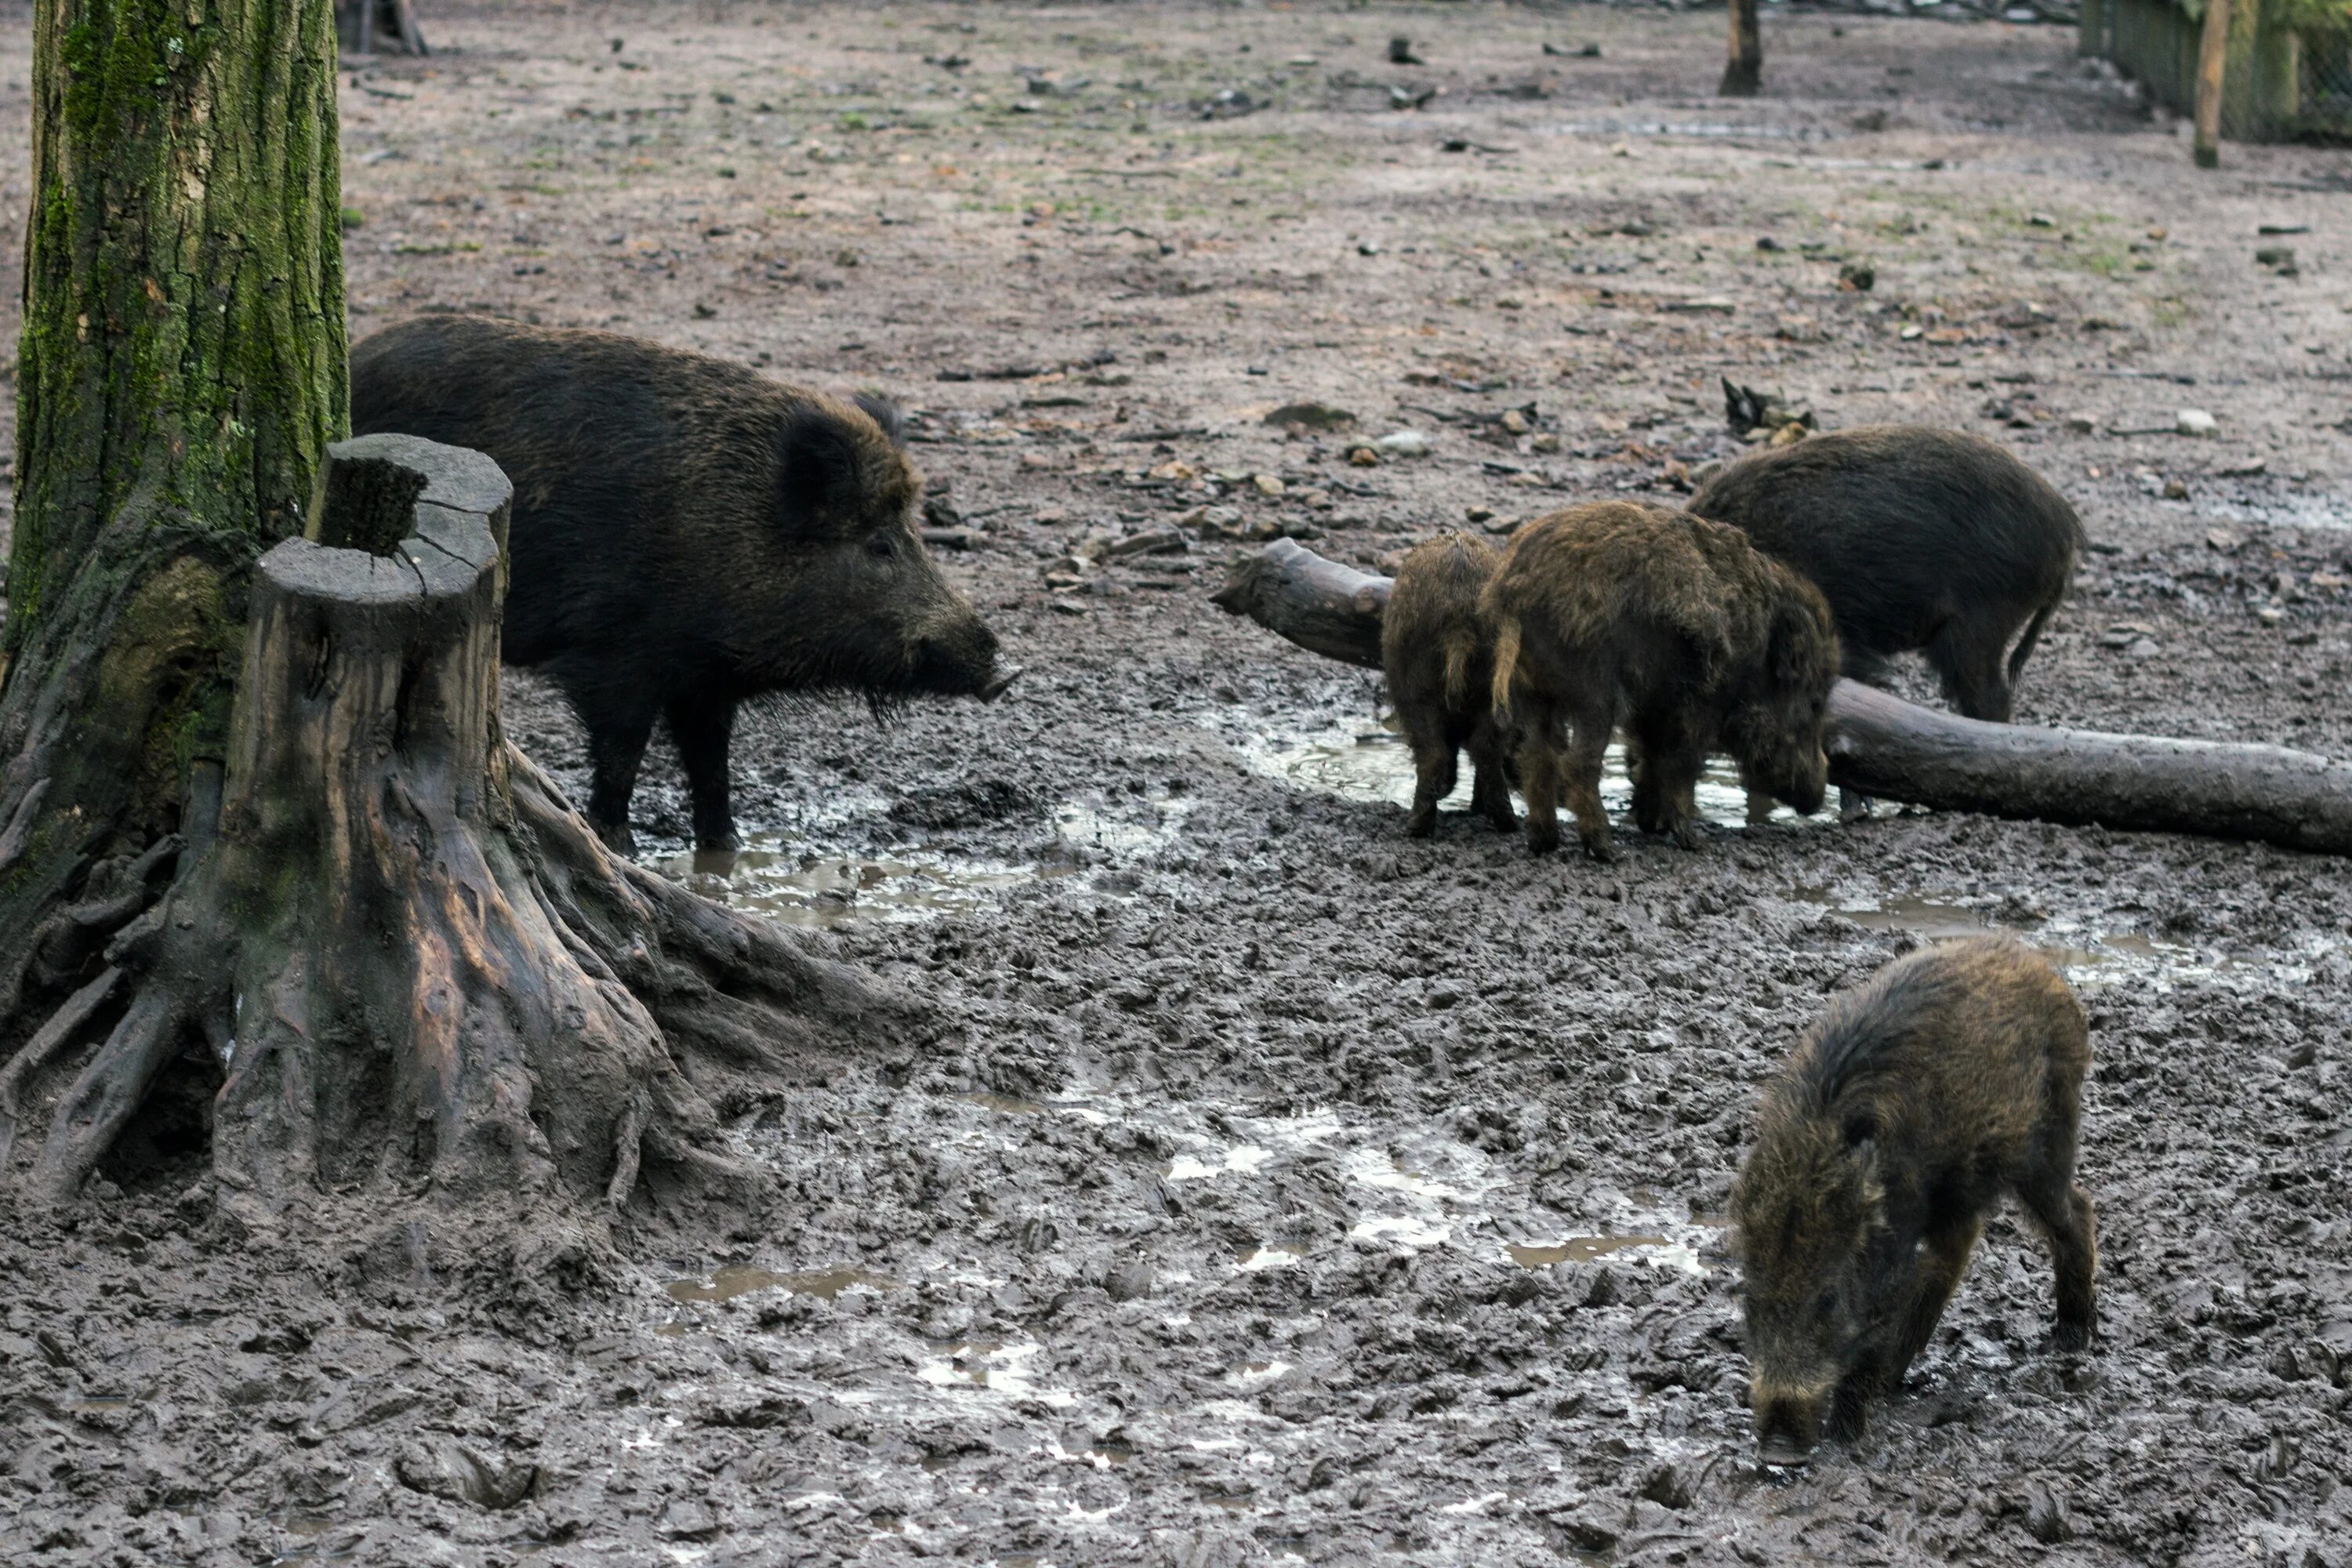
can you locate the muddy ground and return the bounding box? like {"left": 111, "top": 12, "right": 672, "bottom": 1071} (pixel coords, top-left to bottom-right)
{"left": 4, "top": 2, "right": 2352, "bottom": 1564}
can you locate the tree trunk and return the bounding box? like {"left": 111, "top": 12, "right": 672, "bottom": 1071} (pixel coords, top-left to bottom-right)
{"left": 1721, "top": 0, "right": 1763, "bottom": 97}
{"left": 2, "top": 1, "right": 904, "bottom": 1231}
{"left": 2192, "top": 0, "right": 2234, "bottom": 168}
{"left": 1210, "top": 540, "right": 2352, "bottom": 858}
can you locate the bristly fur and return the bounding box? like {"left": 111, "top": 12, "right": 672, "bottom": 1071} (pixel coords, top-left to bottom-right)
{"left": 350, "top": 314, "right": 1004, "bottom": 851}
{"left": 1689, "top": 425, "right": 2082, "bottom": 723}
{"left": 1731, "top": 936, "right": 2096, "bottom": 1460}
{"left": 1477, "top": 500, "right": 1838, "bottom": 860}
{"left": 1381, "top": 532, "right": 1518, "bottom": 840}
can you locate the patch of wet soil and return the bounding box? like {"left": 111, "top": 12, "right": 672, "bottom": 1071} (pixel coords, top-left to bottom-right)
{"left": 3, "top": 4, "right": 2352, "bottom": 1568}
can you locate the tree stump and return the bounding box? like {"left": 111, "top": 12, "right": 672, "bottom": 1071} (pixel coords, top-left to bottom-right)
{"left": 1210, "top": 539, "right": 2352, "bottom": 857}
{"left": 4, "top": 436, "right": 909, "bottom": 1225}
{"left": 1721, "top": 0, "right": 1763, "bottom": 97}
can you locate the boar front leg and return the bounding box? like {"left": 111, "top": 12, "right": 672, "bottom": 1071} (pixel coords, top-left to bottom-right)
{"left": 666, "top": 690, "right": 742, "bottom": 853}
{"left": 584, "top": 704, "right": 657, "bottom": 856}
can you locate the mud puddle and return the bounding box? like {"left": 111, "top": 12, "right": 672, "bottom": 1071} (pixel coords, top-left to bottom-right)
{"left": 1240, "top": 717, "right": 1820, "bottom": 830}
{"left": 1791, "top": 887, "right": 2343, "bottom": 987}
{"left": 666, "top": 1264, "right": 902, "bottom": 1305}
{"left": 655, "top": 799, "right": 1190, "bottom": 927}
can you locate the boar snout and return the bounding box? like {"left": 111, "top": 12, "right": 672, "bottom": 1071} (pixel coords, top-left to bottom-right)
{"left": 978, "top": 665, "right": 1023, "bottom": 702}
{"left": 1751, "top": 1377, "right": 1832, "bottom": 1468}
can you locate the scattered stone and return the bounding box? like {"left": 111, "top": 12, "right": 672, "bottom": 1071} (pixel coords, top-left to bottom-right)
{"left": 1838, "top": 260, "right": 1875, "bottom": 292}
{"left": 2205, "top": 528, "right": 2242, "bottom": 550}
{"left": 2259, "top": 222, "right": 2311, "bottom": 235}
{"left": 1197, "top": 88, "right": 1260, "bottom": 120}
{"left": 1262, "top": 402, "right": 1356, "bottom": 432}
{"left": 1389, "top": 84, "right": 1438, "bottom": 111}
{"left": 2175, "top": 408, "right": 2217, "bottom": 437}
{"left": 1347, "top": 446, "right": 1381, "bottom": 466}
{"left": 1755, "top": 235, "right": 1783, "bottom": 252}
{"left": 2162, "top": 478, "right": 2190, "bottom": 500}
{"left": 1722, "top": 379, "right": 1817, "bottom": 440}
{"left": 1388, "top": 36, "right": 1421, "bottom": 64}
{"left": 1356, "top": 240, "right": 1382, "bottom": 256}
{"left": 2217, "top": 456, "right": 2267, "bottom": 477}
{"left": 2027, "top": 212, "right": 2057, "bottom": 227}
{"left": 1372, "top": 430, "right": 1432, "bottom": 458}
{"left": 1251, "top": 474, "right": 1287, "bottom": 497}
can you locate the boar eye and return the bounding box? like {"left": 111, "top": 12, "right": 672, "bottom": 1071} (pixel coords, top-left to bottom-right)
{"left": 866, "top": 532, "right": 897, "bottom": 561}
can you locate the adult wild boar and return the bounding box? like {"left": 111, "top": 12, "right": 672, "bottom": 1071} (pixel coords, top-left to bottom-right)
{"left": 1483, "top": 501, "right": 1839, "bottom": 861}
{"left": 1688, "top": 426, "right": 2082, "bottom": 724}
{"left": 350, "top": 316, "right": 1013, "bottom": 852}
{"left": 1381, "top": 532, "right": 1517, "bottom": 839}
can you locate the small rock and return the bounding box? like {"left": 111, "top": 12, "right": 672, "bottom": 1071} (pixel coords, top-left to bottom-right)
{"left": 2162, "top": 478, "right": 2189, "bottom": 500}
{"left": 1019, "top": 449, "right": 1059, "bottom": 470}
{"left": 2027, "top": 212, "right": 2057, "bottom": 227}
{"left": 1262, "top": 402, "right": 1356, "bottom": 431}
{"left": 1372, "top": 430, "right": 1432, "bottom": 458}
{"left": 1838, "top": 260, "right": 1875, "bottom": 292}
{"left": 1245, "top": 365, "right": 1269, "bottom": 376}
{"left": 2205, "top": 528, "right": 2241, "bottom": 550}
{"left": 1465, "top": 506, "right": 1496, "bottom": 524}
{"left": 1530, "top": 432, "right": 1562, "bottom": 453}
{"left": 2259, "top": 606, "right": 2286, "bottom": 625}
{"left": 1388, "top": 36, "right": 1421, "bottom": 64}
{"left": 2176, "top": 408, "right": 2217, "bottom": 437}
{"left": 1755, "top": 235, "right": 1784, "bottom": 252}
{"left": 1356, "top": 240, "right": 1382, "bottom": 256}
{"left": 1499, "top": 408, "right": 1530, "bottom": 435}
{"left": 2066, "top": 415, "right": 2095, "bottom": 434}
{"left": 1348, "top": 446, "right": 1380, "bottom": 466}
{"left": 2217, "top": 456, "right": 2268, "bottom": 477}
{"left": 1251, "top": 473, "right": 1286, "bottom": 497}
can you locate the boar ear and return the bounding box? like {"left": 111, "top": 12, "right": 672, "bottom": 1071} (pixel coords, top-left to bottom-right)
{"left": 852, "top": 391, "right": 907, "bottom": 448}
{"left": 776, "top": 405, "right": 865, "bottom": 523}
{"left": 1770, "top": 595, "right": 1828, "bottom": 688}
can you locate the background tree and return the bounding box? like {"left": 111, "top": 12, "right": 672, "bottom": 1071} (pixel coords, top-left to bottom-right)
{"left": 0, "top": 0, "right": 891, "bottom": 1238}
{"left": 1722, "top": 0, "right": 1763, "bottom": 96}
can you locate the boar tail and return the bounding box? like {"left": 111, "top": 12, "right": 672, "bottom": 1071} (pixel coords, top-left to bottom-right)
{"left": 1488, "top": 616, "right": 1523, "bottom": 720}
{"left": 2006, "top": 593, "right": 2060, "bottom": 691}
{"left": 1442, "top": 630, "right": 1478, "bottom": 712}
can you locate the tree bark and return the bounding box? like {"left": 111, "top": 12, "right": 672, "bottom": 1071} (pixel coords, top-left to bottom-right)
{"left": 1210, "top": 540, "right": 2352, "bottom": 857}
{"left": 2, "top": 0, "right": 905, "bottom": 1232}
{"left": 3, "top": 0, "right": 346, "bottom": 1029}
{"left": 1721, "top": 0, "right": 1763, "bottom": 98}
{"left": 2193, "top": 0, "right": 2234, "bottom": 168}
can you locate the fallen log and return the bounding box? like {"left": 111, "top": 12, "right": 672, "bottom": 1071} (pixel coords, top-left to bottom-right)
{"left": 1210, "top": 539, "right": 2352, "bottom": 856}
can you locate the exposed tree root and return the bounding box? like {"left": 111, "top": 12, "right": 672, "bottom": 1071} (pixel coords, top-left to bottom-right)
{"left": 0, "top": 436, "right": 916, "bottom": 1230}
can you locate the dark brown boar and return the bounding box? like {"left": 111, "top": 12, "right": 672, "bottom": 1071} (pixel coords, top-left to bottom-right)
{"left": 1381, "top": 533, "right": 1517, "bottom": 839}
{"left": 1731, "top": 936, "right": 2096, "bottom": 1467}
{"left": 1481, "top": 501, "right": 1838, "bottom": 861}
{"left": 1688, "top": 426, "right": 2082, "bottom": 723}
{"left": 350, "top": 315, "right": 1013, "bottom": 853}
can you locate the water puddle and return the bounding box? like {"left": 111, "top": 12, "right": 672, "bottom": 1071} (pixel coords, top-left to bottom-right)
{"left": 659, "top": 799, "right": 1189, "bottom": 927}
{"left": 916, "top": 1338, "right": 1076, "bottom": 1406}
{"left": 665, "top": 1264, "right": 901, "bottom": 1304}
{"left": 1508, "top": 1236, "right": 1707, "bottom": 1274}
{"left": 1234, "top": 1243, "right": 1307, "bottom": 1272}
{"left": 1223, "top": 1359, "right": 1293, "bottom": 1390}
{"left": 1240, "top": 720, "right": 1819, "bottom": 831}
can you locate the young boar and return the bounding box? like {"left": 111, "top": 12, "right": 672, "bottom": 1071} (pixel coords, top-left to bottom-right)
{"left": 350, "top": 315, "right": 1014, "bottom": 853}
{"left": 1732, "top": 937, "right": 2096, "bottom": 1467}
{"left": 1482, "top": 501, "right": 1838, "bottom": 861}
{"left": 1381, "top": 533, "right": 1517, "bottom": 838}
{"left": 1688, "top": 426, "right": 2082, "bottom": 724}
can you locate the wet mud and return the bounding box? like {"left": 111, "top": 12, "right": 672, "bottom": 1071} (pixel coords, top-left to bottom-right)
{"left": 3, "top": 3, "right": 2351, "bottom": 1566}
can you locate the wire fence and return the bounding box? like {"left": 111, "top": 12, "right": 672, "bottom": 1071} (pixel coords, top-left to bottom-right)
{"left": 2082, "top": 0, "right": 2352, "bottom": 140}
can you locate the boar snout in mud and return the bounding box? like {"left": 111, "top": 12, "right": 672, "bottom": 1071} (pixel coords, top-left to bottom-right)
{"left": 350, "top": 314, "right": 1014, "bottom": 853}
{"left": 1731, "top": 938, "right": 2097, "bottom": 1466}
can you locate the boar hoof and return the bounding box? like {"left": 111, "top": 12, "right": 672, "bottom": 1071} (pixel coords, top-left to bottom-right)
{"left": 1838, "top": 787, "right": 1875, "bottom": 822}
{"left": 2053, "top": 1319, "right": 2093, "bottom": 1353}
{"left": 1526, "top": 827, "right": 1561, "bottom": 857}
{"left": 1757, "top": 1436, "right": 1813, "bottom": 1470}
{"left": 1404, "top": 807, "right": 1437, "bottom": 839}
{"left": 1579, "top": 834, "right": 1618, "bottom": 865}
{"left": 1670, "top": 819, "right": 1705, "bottom": 851}
{"left": 593, "top": 819, "right": 637, "bottom": 858}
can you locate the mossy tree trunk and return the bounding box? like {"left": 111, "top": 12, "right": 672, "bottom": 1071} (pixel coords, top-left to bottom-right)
{"left": 1721, "top": 0, "right": 1763, "bottom": 97}
{"left": 2, "top": 0, "right": 906, "bottom": 1237}
{"left": 2, "top": 0, "right": 346, "bottom": 1044}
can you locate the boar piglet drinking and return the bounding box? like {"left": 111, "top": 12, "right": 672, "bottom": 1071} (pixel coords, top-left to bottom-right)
{"left": 351, "top": 316, "right": 1014, "bottom": 852}
{"left": 1731, "top": 936, "right": 2096, "bottom": 1466}
{"left": 1381, "top": 532, "right": 1518, "bottom": 839}
{"left": 1690, "top": 424, "right": 2082, "bottom": 724}
{"left": 1482, "top": 501, "right": 1838, "bottom": 861}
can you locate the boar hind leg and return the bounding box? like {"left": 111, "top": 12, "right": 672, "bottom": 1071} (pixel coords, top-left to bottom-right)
{"left": 1404, "top": 737, "right": 1457, "bottom": 839}
{"left": 585, "top": 706, "right": 657, "bottom": 855}
{"left": 1559, "top": 699, "right": 1617, "bottom": 863}
{"left": 2020, "top": 1174, "right": 2099, "bottom": 1350}
{"left": 666, "top": 691, "right": 742, "bottom": 852}
{"left": 1513, "top": 702, "right": 1566, "bottom": 856}
{"left": 1467, "top": 723, "right": 1517, "bottom": 833}
{"left": 1890, "top": 1216, "right": 1983, "bottom": 1382}
{"left": 1926, "top": 618, "right": 2015, "bottom": 724}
